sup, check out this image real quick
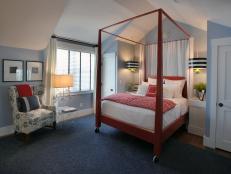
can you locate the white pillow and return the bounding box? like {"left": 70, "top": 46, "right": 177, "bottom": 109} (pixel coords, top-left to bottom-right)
{"left": 136, "top": 83, "right": 148, "bottom": 96}
{"left": 164, "top": 79, "right": 185, "bottom": 98}
{"left": 142, "top": 81, "right": 149, "bottom": 86}
{"left": 148, "top": 77, "right": 165, "bottom": 85}
{"left": 163, "top": 84, "right": 176, "bottom": 98}
{"left": 148, "top": 78, "right": 156, "bottom": 85}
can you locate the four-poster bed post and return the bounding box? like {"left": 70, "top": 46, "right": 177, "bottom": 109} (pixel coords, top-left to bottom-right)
{"left": 95, "top": 8, "right": 191, "bottom": 162}
{"left": 95, "top": 29, "right": 102, "bottom": 132}
{"left": 153, "top": 9, "right": 163, "bottom": 162}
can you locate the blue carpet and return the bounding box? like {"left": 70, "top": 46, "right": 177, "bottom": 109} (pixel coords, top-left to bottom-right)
{"left": 0, "top": 115, "right": 230, "bottom": 174}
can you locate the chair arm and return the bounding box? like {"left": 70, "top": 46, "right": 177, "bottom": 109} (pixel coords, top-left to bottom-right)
{"left": 14, "top": 111, "right": 27, "bottom": 120}
{"left": 41, "top": 105, "right": 56, "bottom": 112}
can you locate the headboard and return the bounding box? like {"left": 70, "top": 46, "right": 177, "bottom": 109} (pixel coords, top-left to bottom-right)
{"left": 147, "top": 76, "right": 187, "bottom": 98}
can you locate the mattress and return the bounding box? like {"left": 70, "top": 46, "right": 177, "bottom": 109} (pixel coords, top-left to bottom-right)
{"left": 101, "top": 97, "right": 188, "bottom": 132}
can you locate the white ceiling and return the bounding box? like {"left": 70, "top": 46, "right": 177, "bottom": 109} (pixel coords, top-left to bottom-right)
{"left": 55, "top": 0, "right": 231, "bottom": 44}
{"left": 54, "top": 0, "right": 134, "bottom": 45}
{"left": 1, "top": 0, "right": 231, "bottom": 49}
{"left": 147, "top": 0, "right": 231, "bottom": 31}
{"left": 0, "top": 0, "right": 66, "bottom": 50}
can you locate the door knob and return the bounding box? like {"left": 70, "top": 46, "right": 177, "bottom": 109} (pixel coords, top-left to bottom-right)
{"left": 110, "top": 89, "right": 114, "bottom": 91}
{"left": 218, "top": 103, "right": 223, "bottom": 107}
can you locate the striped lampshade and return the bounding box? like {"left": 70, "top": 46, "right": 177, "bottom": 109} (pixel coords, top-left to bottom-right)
{"left": 125, "top": 61, "right": 139, "bottom": 69}
{"left": 125, "top": 61, "right": 139, "bottom": 72}
{"left": 189, "top": 58, "right": 207, "bottom": 69}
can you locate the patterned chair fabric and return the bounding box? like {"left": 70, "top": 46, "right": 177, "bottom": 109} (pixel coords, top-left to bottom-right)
{"left": 8, "top": 85, "right": 56, "bottom": 134}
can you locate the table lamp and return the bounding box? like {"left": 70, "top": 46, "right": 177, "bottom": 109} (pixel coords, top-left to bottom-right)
{"left": 53, "top": 74, "right": 73, "bottom": 96}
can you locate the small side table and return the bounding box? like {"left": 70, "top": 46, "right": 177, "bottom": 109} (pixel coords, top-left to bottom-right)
{"left": 56, "top": 106, "right": 77, "bottom": 124}
{"left": 188, "top": 98, "right": 206, "bottom": 136}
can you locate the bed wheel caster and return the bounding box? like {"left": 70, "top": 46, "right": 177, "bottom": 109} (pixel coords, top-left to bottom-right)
{"left": 153, "top": 156, "right": 159, "bottom": 163}
{"left": 95, "top": 128, "right": 100, "bottom": 133}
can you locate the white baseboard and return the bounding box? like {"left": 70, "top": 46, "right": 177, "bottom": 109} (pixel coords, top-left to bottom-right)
{"left": 57, "top": 108, "right": 94, "bottom": 123}
{"left": 188, "top": 125, "right": 203, "bottom": 136}
{"left": 203, "top": 135, "right": 215, "bottom": 149}
{"left": 0, "top": 108, "right": 94, "bottom": 137}
{"left": 188, "top": 126, "right": 216, "bottom": 149}
{"left": 0, "top": 125, "right": 14, "bottom": 137}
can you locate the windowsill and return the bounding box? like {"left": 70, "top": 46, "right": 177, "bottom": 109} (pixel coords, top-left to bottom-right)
{"left": 56, "top": 90, "right": 94, "bottom": 97}
{"left": 70, "top": 90, "right": 94, "bottom": 96}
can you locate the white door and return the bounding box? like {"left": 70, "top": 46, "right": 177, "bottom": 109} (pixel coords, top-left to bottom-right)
{"left": 216, "top": 44, "right": 231, "bottom": 152}
{"left": 102, "top": 53, "right": 117, "bottom": 97}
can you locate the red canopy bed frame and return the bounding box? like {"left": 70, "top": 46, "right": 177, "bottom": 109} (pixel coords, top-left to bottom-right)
{"left": 95, "top": 9, "right": 191, "bottom": 162}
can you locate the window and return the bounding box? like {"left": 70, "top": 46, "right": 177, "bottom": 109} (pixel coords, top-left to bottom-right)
{"left": 70, "top": 51, "right": 80, "bottom": 92}
{"left": 91, "top": 54, "right": 95, "bottom": 90}
{"left": 56, "top": 48, "right": 95, "bottom": 93}
{"left": 81, "top": 53, "right": 91, "bottom": 91}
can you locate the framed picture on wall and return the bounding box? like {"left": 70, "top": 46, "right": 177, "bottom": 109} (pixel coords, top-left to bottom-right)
{"left": 2, "top": 59, "right": 24, "bottom": 82}
{"left": 26, "top": 61, "right": 43, "bottom": 81}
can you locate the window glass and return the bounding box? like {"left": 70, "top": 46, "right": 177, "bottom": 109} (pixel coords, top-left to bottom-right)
{"left": 70, "top": 51, "right": 80, "bottom": 92}
{"left": 91, "top": 54, "right": 95, "bottom": 90}
{"left": 55, "top": 48, "right": 95, "bottom": 93}
{"left": 81, "top": 52, "right": 91, "bottom": 91}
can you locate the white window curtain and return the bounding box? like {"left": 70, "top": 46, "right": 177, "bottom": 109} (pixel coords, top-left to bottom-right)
{"left": 93, "top": 47, "right": 98, "bottom": 113}
{"left": 146, "top": 40, "right": 189, "bottom": 77}
{"left": 43, "top": 38, "right": 57, "bottom": 105}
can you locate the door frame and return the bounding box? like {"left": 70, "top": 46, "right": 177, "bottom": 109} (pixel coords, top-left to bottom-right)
{"left": 102, "top": 52, "right": 117, "bottom": 97}
{"left": 208, "top": 37, "right": 231, "bottom": 148}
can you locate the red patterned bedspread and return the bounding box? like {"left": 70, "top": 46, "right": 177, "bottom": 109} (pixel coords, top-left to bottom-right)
{"left": 102, "top": 93, "right": 176, "bottom": 113}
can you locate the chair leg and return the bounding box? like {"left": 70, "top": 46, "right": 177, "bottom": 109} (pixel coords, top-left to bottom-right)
{"left": 23, "top": 133, "right": 30, "bottom": 143}
{"left": 53, "top": 121, "right": 56, "bottom": 130}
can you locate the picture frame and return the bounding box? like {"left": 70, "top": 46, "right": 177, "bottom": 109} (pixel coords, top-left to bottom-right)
{"left": 26, "top": 61, "right": 43, "bottom": 81}
{"left": 2, "top": 59, "right": 24, "bottom": 82}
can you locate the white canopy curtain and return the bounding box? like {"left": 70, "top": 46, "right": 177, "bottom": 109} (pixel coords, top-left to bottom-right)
{"left": 138, "top": 44, "right": 145, "bottom": 84}
{"left": 145, "top": 39, "right": 189, "bottom": 77}
{"left": 43, "top": 38, "right": 57, "bottom": 105}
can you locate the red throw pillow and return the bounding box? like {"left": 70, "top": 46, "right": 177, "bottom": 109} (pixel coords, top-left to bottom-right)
{"left": 146, "top": 85, "right": 156, "bottom": 97}
{"left": 146, "top": 92, "right": 156, "bottom": 97}
{"left": 16, "top": 84, "right": 33, "bottom": 97}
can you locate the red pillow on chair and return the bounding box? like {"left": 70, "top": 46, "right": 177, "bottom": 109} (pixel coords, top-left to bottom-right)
{"left": 16, "top": 84, "right": 33, "bottom": 97}
{"left": 146, "top": 85, "right": 156, "bottom": 97}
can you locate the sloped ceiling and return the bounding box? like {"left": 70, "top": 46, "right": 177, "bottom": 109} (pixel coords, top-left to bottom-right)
{"left": 1, "top": 0, "right": 231, "bottom": 49}
{"left": 55, "top": 0, "right": 231, "bottom": 44}
{"left": 146, "top": 0, "right": 231, "bottom": 31}
{"left": 0, "top": 0, "right": 66, "bottom": 50}
{"left": 54, "top": 0, "right": 134, "bottom": 45}
{"left": 114, "top": 0, "right": 154, "bottom": 15}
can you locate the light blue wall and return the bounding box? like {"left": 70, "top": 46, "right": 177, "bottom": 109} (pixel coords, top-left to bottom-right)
{"left": 0, "top": 45, "right": 44, "bottom": 128}
{"left": 117, "top": 41, "right": 136, "bottom": 92}
{"left": 0, "top": 45, "right": 94, "bottom": 129}
{"left": 206, "top": 21, "right": 231, "bottom": 136}
{"left": 102, "top": 38, "right": 138, "bottom": 92}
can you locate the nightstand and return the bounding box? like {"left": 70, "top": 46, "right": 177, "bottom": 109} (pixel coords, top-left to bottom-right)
{"left": 126, "top": 91, "right": 137, "bottom": 95}
{"left": 188, "top": 98, "right": 206, "bottom": 136}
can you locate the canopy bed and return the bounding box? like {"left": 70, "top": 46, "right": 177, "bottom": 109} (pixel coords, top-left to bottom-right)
{"left": 95, "top": 9, "right": 191, "bottom": 162}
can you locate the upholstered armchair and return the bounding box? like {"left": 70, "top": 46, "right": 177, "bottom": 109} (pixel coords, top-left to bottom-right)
{"left": 8, "top": 85, "right": 56, "bottom": 137}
